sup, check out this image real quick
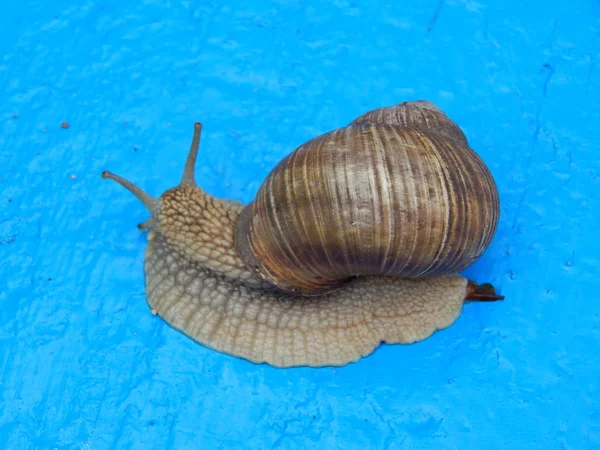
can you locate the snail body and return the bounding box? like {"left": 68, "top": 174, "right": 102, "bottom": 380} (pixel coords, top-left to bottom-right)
{"left": 102, "top": 100, "right": 503, "bottom": 368}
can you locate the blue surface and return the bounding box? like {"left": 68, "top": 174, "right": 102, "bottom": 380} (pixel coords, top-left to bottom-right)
{"left": 1, "top": 1, "right": 599, "bottom": 448}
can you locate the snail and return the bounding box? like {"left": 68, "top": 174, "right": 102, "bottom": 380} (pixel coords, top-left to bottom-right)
{"left": 102, "top": 100, "right": 504, "bottom": 368}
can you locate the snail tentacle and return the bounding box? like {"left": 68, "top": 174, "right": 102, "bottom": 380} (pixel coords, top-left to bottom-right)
{"left": 180, "top": 122, "right": 203, "bottom": 187}
{"left": 101, "top": 170, "right": 159, "bottom": 216}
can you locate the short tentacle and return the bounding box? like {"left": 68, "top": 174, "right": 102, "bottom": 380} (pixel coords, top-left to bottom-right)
{"left": 138, "top": 217, "right": 156, "bottom": 231}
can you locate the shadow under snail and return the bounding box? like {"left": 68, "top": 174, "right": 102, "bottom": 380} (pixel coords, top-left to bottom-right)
{"left": 102, "top": 100, "right": 504, "bottom": 368}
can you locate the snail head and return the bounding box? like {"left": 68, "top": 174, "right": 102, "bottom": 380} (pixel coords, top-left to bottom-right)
{"left": 101, "top": 122, "right": 204, "bottom": 232}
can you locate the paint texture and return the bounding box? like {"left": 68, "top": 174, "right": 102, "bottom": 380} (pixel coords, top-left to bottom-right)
{"left": 1, "top": 0, "right": 598, "bottom": 448}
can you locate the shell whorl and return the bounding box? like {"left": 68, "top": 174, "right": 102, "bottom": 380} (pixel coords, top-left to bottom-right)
{"left": 351, "top": 100, "right": 469, "bottom": 147}
{"left": 235, "top": 101, "right": 500, "bottom": 295}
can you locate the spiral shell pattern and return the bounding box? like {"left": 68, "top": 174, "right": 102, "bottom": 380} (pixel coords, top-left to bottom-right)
{"left": 235, "top": 101, "right": 500, "bottom": 295}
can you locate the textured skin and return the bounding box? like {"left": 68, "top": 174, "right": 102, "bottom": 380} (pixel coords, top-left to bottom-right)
{"left": 2, "top": 0, "right": 599, "bottom": 448}
{"left": 157, "top": 187, "right": 264, "bottom": 288}
{"left": 237, "top": 117, "right": 499, "bottom": 294}
{"left": 146, "top": 184, "right": 467, "bottom": 367}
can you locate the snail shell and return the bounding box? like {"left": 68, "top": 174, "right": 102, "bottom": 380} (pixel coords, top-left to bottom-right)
{"left": 351, "top": 99, "right": 469, "bottom": 146}
{"left": 235, "top": 101, "right": 500, "bottom": 295}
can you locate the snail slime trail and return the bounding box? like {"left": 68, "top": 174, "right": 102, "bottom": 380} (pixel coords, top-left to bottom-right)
{"left": 102, "top": 101, "right": 504, "bottom": 368}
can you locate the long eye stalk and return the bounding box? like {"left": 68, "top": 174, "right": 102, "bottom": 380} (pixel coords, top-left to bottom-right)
{"left": 101, "top": 170, "right": 159, "bottom": 216}
{"left": 180, "top": 122, "right": 203, "bottom": 186}
{"left": 102, "top": 122, "right": 204, "bottom": 224}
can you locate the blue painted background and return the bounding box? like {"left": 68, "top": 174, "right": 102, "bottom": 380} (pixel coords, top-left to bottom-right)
{"left": 1, "top": 0, "right": 599, "bottom": 448}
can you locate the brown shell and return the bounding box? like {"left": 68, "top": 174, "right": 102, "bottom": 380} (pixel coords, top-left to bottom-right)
{"left": 235, "top": 101, "right": 500, "bottom": 295}
{"left": 351, "top": 100, "right": 469, "bottom": 147}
